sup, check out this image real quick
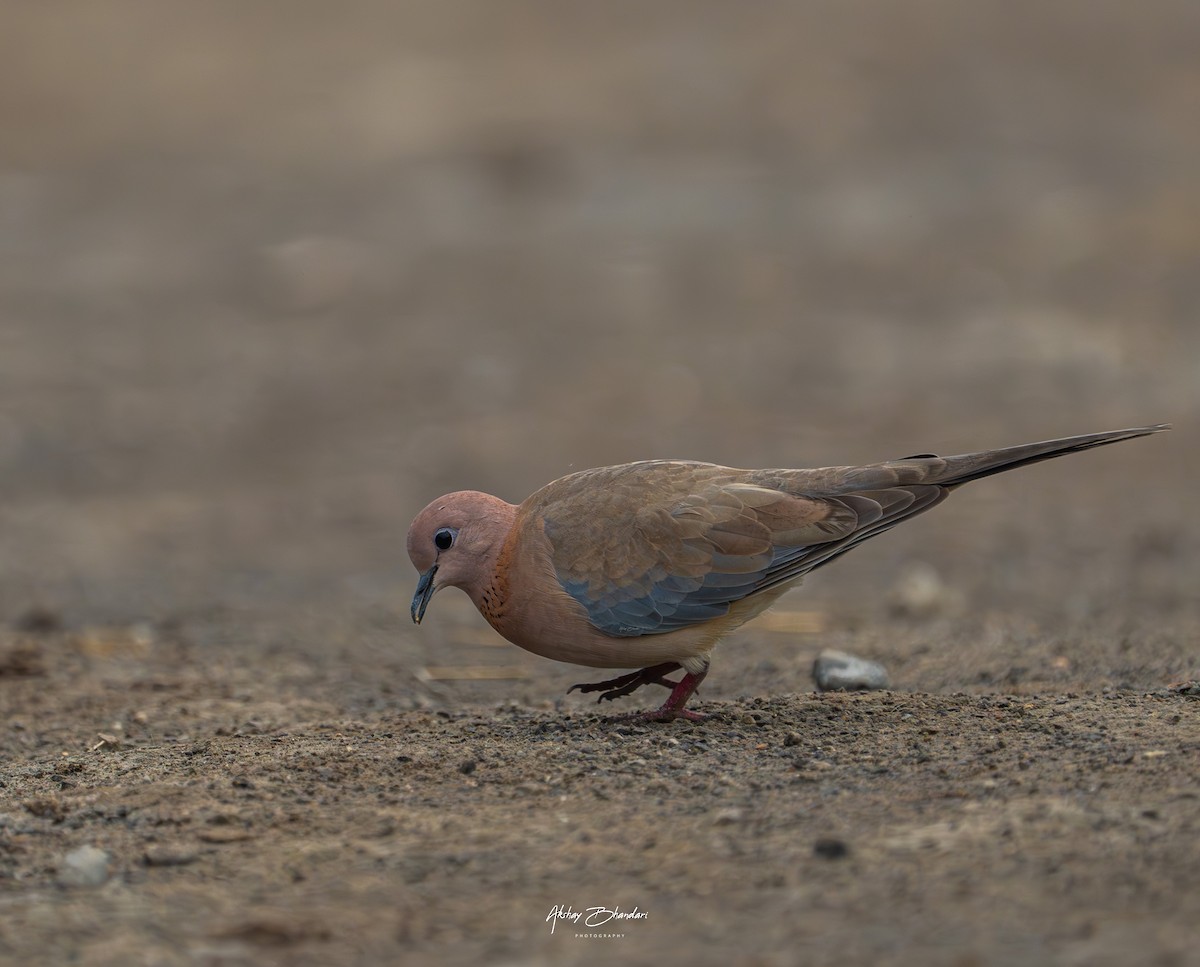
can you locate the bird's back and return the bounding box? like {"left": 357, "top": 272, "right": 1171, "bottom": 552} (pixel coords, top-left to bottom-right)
{"left": 512, "top": 426, "right": 1169, "bottom": 642}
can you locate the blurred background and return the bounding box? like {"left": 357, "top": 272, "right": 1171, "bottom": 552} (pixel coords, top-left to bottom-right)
{"left": 1, "top": 0, "right": 1196, "bottom": 702}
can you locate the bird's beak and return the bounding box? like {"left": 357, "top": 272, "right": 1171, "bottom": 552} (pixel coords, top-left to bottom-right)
{"left": 411, "top": 564, "right": 438, "bottom": 624}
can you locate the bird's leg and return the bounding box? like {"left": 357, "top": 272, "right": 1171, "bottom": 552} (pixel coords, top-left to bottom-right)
{"left": 570, "top": 661, "right": 713, "bottom": 721}
{"left": 568, "top": 662, "right": 681, "bottom": 702}
{"left": 640, "top": 662, "right": 710, "bottom": 723}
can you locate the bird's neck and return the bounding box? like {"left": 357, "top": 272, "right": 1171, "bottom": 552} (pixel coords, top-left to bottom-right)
{"left": 467, "top": 501, "right": 520, "bottom": 628}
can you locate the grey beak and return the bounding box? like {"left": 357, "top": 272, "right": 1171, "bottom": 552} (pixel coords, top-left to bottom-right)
{"left": 411, "top": 564, "right": 438, "bottom": 624}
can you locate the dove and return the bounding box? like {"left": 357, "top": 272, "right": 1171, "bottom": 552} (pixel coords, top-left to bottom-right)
{"left": 407, "top": 424, "right": 1168, "bottom": 721}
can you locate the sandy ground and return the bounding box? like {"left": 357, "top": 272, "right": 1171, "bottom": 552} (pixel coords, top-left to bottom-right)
{"left": 2, "top": 3, "right": 1199, "bottom": 965}
{"left": 2, "top": 615, "right": 1198, "bottom": 966}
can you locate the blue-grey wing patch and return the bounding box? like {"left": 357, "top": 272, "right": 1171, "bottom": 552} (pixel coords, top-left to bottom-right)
{"left": 559, "top": 566, "right": 760, "bottom": 637}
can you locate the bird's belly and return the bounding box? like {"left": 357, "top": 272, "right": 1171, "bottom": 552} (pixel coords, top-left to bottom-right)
{"left": 503, "top": 623, "right": 709, "bottom": 669}
{"left": 481, "top": 558, "right": 797, "bottom": 670}
{"left": 489, "top": 594, "right": 778, "bottom": 670}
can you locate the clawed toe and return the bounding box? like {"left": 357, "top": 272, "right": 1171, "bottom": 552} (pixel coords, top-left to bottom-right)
{"left": 568, "top": 662, "right": 682, "bottom": 703}
{"left": 568, "top": 670, "right": 643, "bottom": 696}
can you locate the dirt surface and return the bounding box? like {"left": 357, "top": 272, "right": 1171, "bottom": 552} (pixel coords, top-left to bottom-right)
{"left": 2, "top": 627, "right": 1198, "bottom": 967}
{"left": 2, "top": 2, "right": 1200, "bottom": 965}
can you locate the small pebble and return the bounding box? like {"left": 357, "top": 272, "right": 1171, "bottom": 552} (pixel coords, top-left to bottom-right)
{"left": 887, "top": 562, "right": 962, "bottom": 618}
{"left": 813, "top": 650, "right": 890, "bottom": 691}
{"left": 813, "top": 837, "right": 850, "bottom": 860}
{"left": 143, "top": 846, "right": 199, "bottom": 868}
{"left": 58, "top": 846, "right": 111, "bottom": 887}
{"left": 713, "top": 808, "right": 744, "bottom": 826}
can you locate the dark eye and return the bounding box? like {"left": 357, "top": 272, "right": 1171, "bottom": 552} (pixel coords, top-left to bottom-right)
{"left": 433, "top": 528, "right": 456, "bottom": 551}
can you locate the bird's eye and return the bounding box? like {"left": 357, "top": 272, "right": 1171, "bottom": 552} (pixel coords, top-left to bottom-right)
{"left": 433, "top": 528, "right": 456, "bottom": 551}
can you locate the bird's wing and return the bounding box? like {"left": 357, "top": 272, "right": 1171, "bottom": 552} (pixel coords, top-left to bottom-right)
{"left": 538, "top": 463, "right": 945, "bottom": 637}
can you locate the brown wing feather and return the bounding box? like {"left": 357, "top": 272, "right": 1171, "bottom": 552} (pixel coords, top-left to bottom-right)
{"left": 533, "top": 462, "right": 860, "bottom": 636}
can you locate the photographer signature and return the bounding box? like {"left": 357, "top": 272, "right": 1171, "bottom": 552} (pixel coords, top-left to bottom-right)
{"left": 546, "top": 903, "right": 648, "bottom": 935}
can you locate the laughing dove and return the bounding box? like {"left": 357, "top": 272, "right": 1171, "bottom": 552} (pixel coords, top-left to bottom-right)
{"left": 407, "top": 425, "right": 1168, "bottom": 721}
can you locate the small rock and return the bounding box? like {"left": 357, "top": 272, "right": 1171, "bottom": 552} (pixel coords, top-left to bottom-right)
{"left": 713, "top": 808, "right": 744, "bottom": 826}
{"left": 143, "top": 846, "right": 199, "bottom": 868}
{"left": 783, "top": 731, "right": 803, "bottom": 747}
{"left": 58, "top": 846, "right": 111, "bottom": 887}
{"left": 92, "top": 732, "right": 122, "bottom": 751}
{"left": 813, "top": 650, "right": 890, "bottom": 691}
{"left": 813, "top": 837, "right": 850, "bottom": 860}
{"left": 459, "top": 760, "right": 477, "bottom": 775}
{"left": 887, "top": 562, "right": 963, "bottom": 619}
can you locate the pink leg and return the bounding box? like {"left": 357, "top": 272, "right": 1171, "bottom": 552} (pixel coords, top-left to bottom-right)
{"left": 639, "top": 664, "right": 710, "bottom": 722}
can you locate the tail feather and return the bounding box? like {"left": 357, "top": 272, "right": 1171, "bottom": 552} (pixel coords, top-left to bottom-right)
{"left": 929, "top": 424, "right": 1171, "bottom": 489}
{"left": 759, "top": 423, "right": 1170, "bottom": 585}
{"left": 764, "top": 424, "right": 1171, "bottom": 498}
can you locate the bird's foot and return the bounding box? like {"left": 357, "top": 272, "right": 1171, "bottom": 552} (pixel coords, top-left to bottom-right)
{"left": 583, "top": 664, "right": 711, "bottom": 722}
{"left": 637, "top": 666, "right": 710, "bottom": 722}
{"left": 571, "top": 662, "right": 711, "bottom": 722}
{"left": 568, "top": 662, "right": 682, "bottom": 703}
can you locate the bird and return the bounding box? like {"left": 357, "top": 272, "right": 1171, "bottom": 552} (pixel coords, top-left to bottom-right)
{"left": 407, "top": 424, "right": 1169, "bottom": 722}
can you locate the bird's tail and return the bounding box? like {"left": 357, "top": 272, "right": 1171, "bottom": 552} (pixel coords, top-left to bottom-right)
{"left": 919, "top": 424, "right": 1171, "bottom": 489}
{"left": 751, "top": 423, "right": 1169, "bottom": 588}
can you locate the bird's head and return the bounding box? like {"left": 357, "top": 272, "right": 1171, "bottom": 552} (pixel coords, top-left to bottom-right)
{"left": 406, "top": 490, "right": 516, "bottom": 624}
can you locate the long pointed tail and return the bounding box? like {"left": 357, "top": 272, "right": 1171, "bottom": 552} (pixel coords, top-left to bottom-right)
{"left": 755, "top": 423, "right": 1169, "bottom": 586}
{"left": 927, "top": 424, "right": 1171, "bottom": 488}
